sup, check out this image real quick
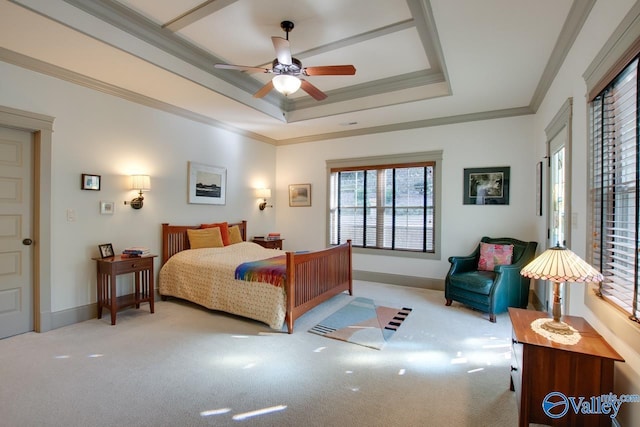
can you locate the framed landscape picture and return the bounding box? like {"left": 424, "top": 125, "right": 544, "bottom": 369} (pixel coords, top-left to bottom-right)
{"left": 188, "top": 161, "right": 226, "bottom": 205}
{"left": 289, "top": 183, "right": 311, "bottom": 207}
{"left": 463, "top": 166, "right": 510, "bottom": 205}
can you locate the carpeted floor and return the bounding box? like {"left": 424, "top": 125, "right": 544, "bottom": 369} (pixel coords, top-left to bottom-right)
{"left": 0, "top": 281, "right": 519, "bottom": 426}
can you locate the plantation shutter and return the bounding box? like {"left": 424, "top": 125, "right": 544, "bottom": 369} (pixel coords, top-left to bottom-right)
{"left": 590, "top": 58, "right": 640, "bottom": 320}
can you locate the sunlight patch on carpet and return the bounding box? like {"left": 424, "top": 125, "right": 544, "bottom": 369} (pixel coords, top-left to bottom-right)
{"left": 308, "top": 297, "right": 412, "bottom": 350}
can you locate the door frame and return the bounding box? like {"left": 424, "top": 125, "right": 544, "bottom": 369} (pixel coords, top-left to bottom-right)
{"left": 540, "top": 98, "right": 573, "bottom": 313}
{"left": 545, "top": 98, "right": 573, "bottom": 249}
{"left": 0, "top": 105, "right": 53, "bottom": 333}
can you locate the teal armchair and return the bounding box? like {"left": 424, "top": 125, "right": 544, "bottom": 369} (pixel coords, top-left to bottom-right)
{"left": 445, "top": 237, "right": 537, "bottom": 322}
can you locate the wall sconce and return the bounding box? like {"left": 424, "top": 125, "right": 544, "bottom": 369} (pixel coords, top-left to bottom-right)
{"left": 125, "top": 175, "right": 150, "bottom": 209}
{"left": 256, "top": 188, "right": 272, "bottom": 210}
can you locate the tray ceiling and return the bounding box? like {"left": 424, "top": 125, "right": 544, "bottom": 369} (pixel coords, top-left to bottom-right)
{"left": 0, "top": 0, "right": 591, "bottom": 144}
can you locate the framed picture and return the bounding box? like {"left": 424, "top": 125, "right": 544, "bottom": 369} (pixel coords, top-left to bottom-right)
{"left": 188, "top": 162, "right": 226, "bottom": 205}
{"left": 536, "top": 161, "right": 543, "bottom": 216}
{"left": 82, "top": 173, "right": 101, "bottom": 191}
{"left": 100, "top": 201, "right": 115, "bottom": 215}
{"left": 289, "top": 183, "right": 311, "bottom": 207}
{"left": 463, "top": 166, "right": 510, "bottom": 205}
{"left": 98, "top": 243, "right": 114, "bottom": 259}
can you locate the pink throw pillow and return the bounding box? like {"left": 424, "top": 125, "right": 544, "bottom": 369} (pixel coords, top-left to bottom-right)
{"left": 478, "top": 242, "right": 514, "bottom": 271}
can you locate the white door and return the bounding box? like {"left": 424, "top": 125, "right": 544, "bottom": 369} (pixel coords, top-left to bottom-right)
{"left": 0, "top": 126, "right": 33, "bottom": 338}
{"left": 545, "top": 129, "right": 570, "bottom": 314}
{"left": 549, "top": 142, "right": 566, "bottom": 248}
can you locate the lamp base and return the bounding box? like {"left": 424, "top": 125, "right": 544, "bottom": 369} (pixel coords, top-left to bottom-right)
{"left": 538, "top": 319, "right": 575, "bottom": 336}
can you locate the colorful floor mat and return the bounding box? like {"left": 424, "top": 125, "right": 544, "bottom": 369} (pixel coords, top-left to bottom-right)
{"left": 309, "top": 297, "right": 412, "bottom": 350}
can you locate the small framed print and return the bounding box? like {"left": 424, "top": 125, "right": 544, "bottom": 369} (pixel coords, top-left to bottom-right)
{"left": 100, "top": 201, "right": 115, "bottom": 215}
{"left": 289, "top": 183, "right": 311, "bottom": 207}
{"left": 98, "top": 243, "right": 114, "bottom": 259}
{"left": 82, "top": 174, "right": 101, "bottom": 191}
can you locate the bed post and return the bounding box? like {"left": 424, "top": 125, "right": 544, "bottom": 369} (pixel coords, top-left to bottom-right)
{"left": 162, "top": 223, "right": 170, "bottom": 265}
{"left": 285, "top": 251, "right": 295, "bottom": 334}
{"left": 240, "top": 220, "right": 248, "bottom": 241}
{"left": 347, "top": 240, "right": 353, "bottom": 295}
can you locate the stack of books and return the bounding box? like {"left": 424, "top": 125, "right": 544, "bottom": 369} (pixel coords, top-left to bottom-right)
{"left": 121, "top": 246, "right": 150, "bottom": 258}
{"left": 266, "top": 232, "right": 281, "bottom": 241}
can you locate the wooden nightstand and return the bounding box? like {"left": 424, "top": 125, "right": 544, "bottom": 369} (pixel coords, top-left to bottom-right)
{"left": 252, "top": 238, "right": 284, "bottom": 250}
{"left": 508, "top": 308, "right": 624, "bottom": 426}
{"left": 93, "top": 255, "right": 157, "bottom": 325}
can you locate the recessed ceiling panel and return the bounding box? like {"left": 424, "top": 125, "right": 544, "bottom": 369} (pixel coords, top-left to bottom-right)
{"left": 231, "top": 27, "right": 431, "bottom": 98}
{"left": 176, "top": 0, "right": 412, "bottom": 65}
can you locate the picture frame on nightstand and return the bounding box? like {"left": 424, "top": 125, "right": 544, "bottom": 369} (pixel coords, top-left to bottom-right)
{"left": 98, "top": 243, "right": 114, "bottom": 258}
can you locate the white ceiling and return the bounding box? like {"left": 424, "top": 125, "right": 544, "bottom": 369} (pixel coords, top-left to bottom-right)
{"left": 0, "top": 0, "right": 592, "bottom": 145}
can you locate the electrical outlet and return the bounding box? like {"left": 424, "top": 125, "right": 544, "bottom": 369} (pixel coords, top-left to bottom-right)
{"left": 66, "top": 208, "right": 76, "bottom": 222}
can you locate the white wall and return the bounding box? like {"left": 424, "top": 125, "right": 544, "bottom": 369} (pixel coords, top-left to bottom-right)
{"left": 533, "top": 0, "right": 640, "bottom": 424}
{"left": 0, "top": 61, "right": 277, "bottom": 313}
{"left": 275, "top": 115, "right": 537, "bottom": 281}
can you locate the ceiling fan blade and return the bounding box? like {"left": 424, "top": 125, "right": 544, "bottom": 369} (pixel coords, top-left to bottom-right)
{"left": 303, "top": 65, "right": 356, "bottom": 76}
{"left": 300, "top": 79, "right": 327, "bottom": 101}
{"left": 215, "top": 63, "right": 270, "bottom": 74}
{"left": 253, "top": 80, "right": 274, "bottom": 98}
{"left": 272, "top": 36, "right": 292, "bottom": 65}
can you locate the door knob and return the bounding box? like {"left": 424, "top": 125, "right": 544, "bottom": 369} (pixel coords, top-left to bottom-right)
{"left": 22, "top": 238, "right": 33, "bottom": 245}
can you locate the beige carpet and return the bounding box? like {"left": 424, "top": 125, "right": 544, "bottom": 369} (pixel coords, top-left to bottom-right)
{"left": 0, "top": 281, "right": 518, "bottom": 426}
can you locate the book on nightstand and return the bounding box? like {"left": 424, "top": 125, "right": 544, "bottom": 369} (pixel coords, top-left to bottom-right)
{"left": 122, "top": 246, "right": 150, "bottom": 257}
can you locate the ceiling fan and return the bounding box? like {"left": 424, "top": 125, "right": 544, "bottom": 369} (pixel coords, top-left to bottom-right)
{"left": 214, "top": 20, "right": 356, "bottom": 101}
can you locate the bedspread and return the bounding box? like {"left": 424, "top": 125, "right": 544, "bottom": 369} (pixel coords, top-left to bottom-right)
{"left": 158, "top": 242, "right": 286, "bottom": 330}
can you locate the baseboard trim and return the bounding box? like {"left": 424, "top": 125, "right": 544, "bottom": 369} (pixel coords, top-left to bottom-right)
{"left": 48, "top": 291, "right": 163, "bottom": 331}
{"left": 45, "top": 277, "right": 441, "bottom": 332}
{"left": 51, "top": 303, "right": 97, "bottom": 330}
{"left": 530, "top": 289, "right": 544, "bottom": 311}
{"left": 353, "top": 270, "right": 444, "bottom": 291}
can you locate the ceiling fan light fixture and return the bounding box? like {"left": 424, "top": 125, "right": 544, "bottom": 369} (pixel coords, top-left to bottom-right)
{"left": 272, "top": 74, "right": 301, "bottom": 96}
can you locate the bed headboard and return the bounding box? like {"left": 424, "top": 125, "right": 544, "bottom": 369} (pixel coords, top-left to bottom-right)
{"left": 161, "top": 220, "right": 247, "bottom": 265}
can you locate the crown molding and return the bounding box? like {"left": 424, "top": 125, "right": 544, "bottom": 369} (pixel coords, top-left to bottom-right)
{"left": 0, "top": 47, "right": 277, "bottom": 145}
{"left": 529, "top": 0, "right": 596, "bottom": 111}
{"left": 277, "top": 106, "right": 533, "bottom": 145}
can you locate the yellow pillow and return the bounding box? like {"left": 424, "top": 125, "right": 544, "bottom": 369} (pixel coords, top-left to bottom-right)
{"left": 228, "top": 225, "right": 243, "bottom": 244}
{"left": 187, "top": 227, "right": 224, "bottom": 249}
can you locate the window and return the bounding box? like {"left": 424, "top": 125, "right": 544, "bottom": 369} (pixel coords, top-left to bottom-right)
{"left": 327, "top": 151, "right": 441, "bottom": 257}
{"left": 589, "top": 57, "right": 640, "bottom": 322}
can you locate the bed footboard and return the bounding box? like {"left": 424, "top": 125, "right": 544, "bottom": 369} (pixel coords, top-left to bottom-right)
{"left": 284, "top": 240, "right": 352, "bottom": 333}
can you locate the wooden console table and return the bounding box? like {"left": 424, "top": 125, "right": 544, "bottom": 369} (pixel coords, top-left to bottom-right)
{"left": 509, "top": 308, "right": 624, "bottom": 426}
{"left": 94, "top": 255, "right": 157, "bottom": 325}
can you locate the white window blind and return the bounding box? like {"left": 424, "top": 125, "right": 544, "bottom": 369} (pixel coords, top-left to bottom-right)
{"left": 329, "top": 163, "right": 435, "bottom": 253}
{"left": 590, "top": 57, "right": 640, "bottom": 322}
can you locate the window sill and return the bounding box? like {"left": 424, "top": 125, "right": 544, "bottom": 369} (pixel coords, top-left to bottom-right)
{"left": 352, "top": 246, "right": 440, "bottom": 260}
{"left": 584, "top": 285, "right": 640, "bottom": 356}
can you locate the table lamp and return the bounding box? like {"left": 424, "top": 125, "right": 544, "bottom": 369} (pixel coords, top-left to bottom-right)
{"left": 520, "top": 244, "right": 603, "bottom": 336}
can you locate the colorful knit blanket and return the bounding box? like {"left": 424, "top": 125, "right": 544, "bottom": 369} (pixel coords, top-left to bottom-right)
{"left": 235, "top": 255, "right": 286, "bottom": 287}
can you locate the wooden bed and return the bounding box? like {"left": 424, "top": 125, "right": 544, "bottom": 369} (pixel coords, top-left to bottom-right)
{"left": 160, "top": 221, "right": 352, "bottom": 333}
